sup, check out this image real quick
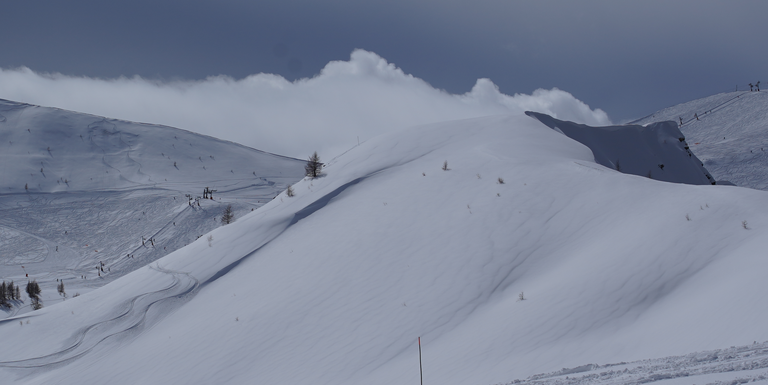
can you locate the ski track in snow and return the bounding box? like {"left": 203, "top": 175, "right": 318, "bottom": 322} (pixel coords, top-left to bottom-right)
{"left": 0, "top": 264, "right": 198, "bottom": 370}
{"left": 0, "top": 98, "right": 305, "bottom": 322}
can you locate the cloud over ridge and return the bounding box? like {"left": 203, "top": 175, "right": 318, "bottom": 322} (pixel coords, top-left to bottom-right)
{"left": 0, "top": 49, "right": 610, "bottom": 158}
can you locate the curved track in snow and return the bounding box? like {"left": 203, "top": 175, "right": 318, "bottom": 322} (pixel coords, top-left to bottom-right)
{"left": 0, "top": 265, "right": 198, "bottom": 369}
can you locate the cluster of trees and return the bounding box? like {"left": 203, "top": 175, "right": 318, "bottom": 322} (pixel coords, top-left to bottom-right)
{"left": 0, "top": 281, "right": 21, "bottom": 308}
{"left": 26, "top": 281, "right": 42, "bottom": 310}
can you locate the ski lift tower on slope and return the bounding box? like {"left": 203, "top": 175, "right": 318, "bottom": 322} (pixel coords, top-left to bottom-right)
{"left": 203, "top": 187, "right": 217, "bottom": 200}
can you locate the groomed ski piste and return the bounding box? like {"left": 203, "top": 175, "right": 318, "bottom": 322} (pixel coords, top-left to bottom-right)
{"left": 2, "top": 110, "right": 768, "bottom": 384}
{"left": 632, "top": 90, "right": 768, "bottom": 190}
{"left": 0, "top": 98, "right": 306, "bottom": 316}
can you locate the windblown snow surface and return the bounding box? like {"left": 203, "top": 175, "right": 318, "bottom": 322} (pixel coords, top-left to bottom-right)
{"left": 0, "top": 98, "right": 305, "bottom": 315}
{"left": 2, "top": 112, "right": 768, "bottom": 384}
{"left": 632, "top": 90, "right": 768, "bottom": 190}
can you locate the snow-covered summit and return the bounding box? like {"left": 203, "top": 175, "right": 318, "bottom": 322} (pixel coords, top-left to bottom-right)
{"left": 2, "top": 112, "right": 767, "bottom": 385}
{"left": 631, "top": 90, "right": 768, "bottom": 189}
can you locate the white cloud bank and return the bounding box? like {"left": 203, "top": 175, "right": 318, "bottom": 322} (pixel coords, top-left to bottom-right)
{"left": 0, "top": 49, "right": 610, "bottom": 159}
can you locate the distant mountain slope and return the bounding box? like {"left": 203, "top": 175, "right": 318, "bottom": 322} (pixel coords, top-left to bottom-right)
{"left": 631, "top": 91, "right": 768, "bottom": 189}
{"left": 3, "top": 114, "right": 767, "bottom": 385}
{"left": 0, "top": 99, "right": 305, "bottom": 316}
{"left": 527, "top": 111, "right": 715, "bottom": 185}
{"left": 0, "top": 99, "right": 301, "bottom": 193}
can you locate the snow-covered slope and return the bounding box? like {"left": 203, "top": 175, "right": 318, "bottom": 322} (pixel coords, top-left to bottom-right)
{"left": 507, "top": 341, "right": 768, "bottom": 385}
{"left": 0, "top": 98, "right": 302, "bottom": 193}
{"left": 631, "top": 91, "right": 768, "bottom": 189}
{"left": 0, "top": 99, "right": 305, "bottom": 316}
{"left": 2, "top": 113, "right": 767, "bottom": 385}
{"left": 527, "top": 111, "right": 715, "bottom": 185}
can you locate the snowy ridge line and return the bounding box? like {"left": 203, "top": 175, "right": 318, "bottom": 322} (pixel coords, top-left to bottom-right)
{"left": 0, "top": 98, "right": 303, "bottom": 162}
{"left": 0, "top": 264, "right": 198, "bottom": 369}
{"left": 197, "top": 176, "right": 373, "bottom": 287}
{"left": 175, "top": 160, "right": 407, "bottom": 291}
{"left": 499, "top": 341, "right": 768, "bottom": 385}
{"left": 629, "top": 91, "right": 751, "bottom": 127}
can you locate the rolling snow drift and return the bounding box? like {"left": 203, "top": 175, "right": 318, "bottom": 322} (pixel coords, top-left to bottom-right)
{"left": 1, "top": 113, "right": 768, "bottom": 385}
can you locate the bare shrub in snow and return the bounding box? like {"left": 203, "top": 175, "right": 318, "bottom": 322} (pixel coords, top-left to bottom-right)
{"left": 497, "top": 177, "right": 505, "bottom": 184}
{"left": 221, "top": 205, "right": 234, "bottom": 225}
{"left": 442, "top": 161, "right": 449, "bottom": 171}
{"left": 742, "top": 220, "right": 749, "bottom": 230}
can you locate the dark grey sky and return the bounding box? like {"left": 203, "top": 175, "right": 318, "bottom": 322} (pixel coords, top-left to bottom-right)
{"left": 1, "top": 0, "right": 766, "bottom": 122}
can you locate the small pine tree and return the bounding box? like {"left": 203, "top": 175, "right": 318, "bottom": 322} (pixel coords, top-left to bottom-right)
{"left": 305, "top": 152, "right": 322, "bottom": 178}
{"left": 221, "top": 205, "right": 234, "bottom": 225}
{"left": 57, "top": 281, "right": 66, "bottom": 297}
{"left": 286, "top": 185, "right": 295, "bottom": 197}
{"left": 0, "top": 282, "right": 7, "bottom": 308}
{"left": 442, "top": 161, "right": 449, "bottom": 171}
{"left": 6, "top": 280, "right": 13, "bottom": 300}
{"left": 15, "top": 286, "right": 20, "bottom": 301}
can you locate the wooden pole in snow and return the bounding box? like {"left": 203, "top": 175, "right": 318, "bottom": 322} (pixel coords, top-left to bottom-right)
{"left": 418, "top": 337, "right": 423, "bottom": 385}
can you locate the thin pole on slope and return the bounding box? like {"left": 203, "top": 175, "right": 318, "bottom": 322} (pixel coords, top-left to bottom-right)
{"left": 418, "top": 337, "right": 423, "bottom": 385}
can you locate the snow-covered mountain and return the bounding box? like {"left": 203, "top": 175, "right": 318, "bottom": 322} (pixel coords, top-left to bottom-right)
{"left": 0, "top": 99, "right": 305, "bottom": 316}
{"left": 2, "top": 110, "right": 767, "bottom": 385}
{"left": 631, "top": 90, "right": 768, "bottom": 189}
